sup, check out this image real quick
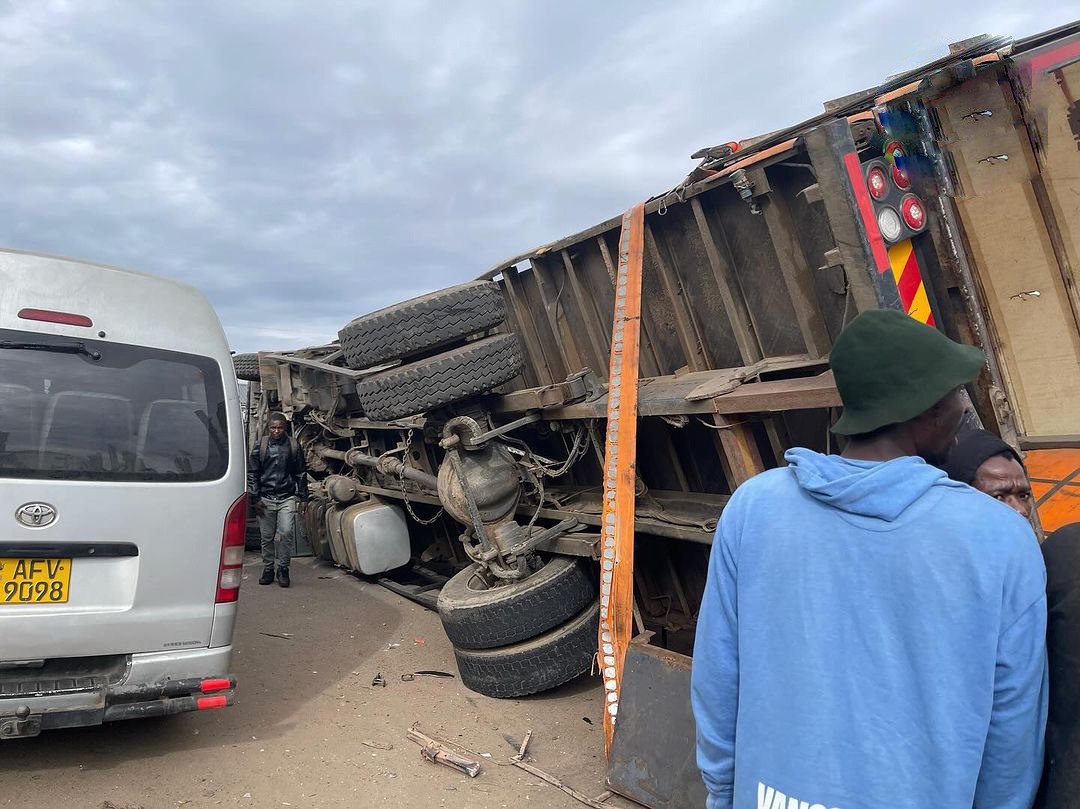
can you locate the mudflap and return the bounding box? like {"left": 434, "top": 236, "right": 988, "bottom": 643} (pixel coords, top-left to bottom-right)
{"left": 606, "top": 634, "right": 707, "bottom": 809}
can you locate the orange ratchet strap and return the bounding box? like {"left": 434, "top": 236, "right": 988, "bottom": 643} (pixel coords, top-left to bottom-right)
{"left": 600, "top": 202, "right": 645, "bottom": 752}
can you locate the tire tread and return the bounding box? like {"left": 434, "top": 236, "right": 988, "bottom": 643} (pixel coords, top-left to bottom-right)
{"left": 356, "top": 334, "right": 523, "bottom": 421}
{"left": 438, "top": 557, "right": 595, "bottom": 650}
{"left": 338, "top": 281, "right": 505, "bottom": 370}
{"left": 453, "top": 602, "right": 600, "bottom": 698}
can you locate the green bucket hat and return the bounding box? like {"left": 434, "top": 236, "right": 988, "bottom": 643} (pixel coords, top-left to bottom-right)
{"left": 830, "top": 309, "right": 985, "bottom": 436}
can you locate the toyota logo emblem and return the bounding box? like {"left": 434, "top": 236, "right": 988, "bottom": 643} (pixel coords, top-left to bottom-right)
{"left": 15, "top": 503, "right": 57, "bottom": 528}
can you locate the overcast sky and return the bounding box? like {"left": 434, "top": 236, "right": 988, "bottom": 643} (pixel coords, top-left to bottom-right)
{"left": 0, "top": 1, "right": 1073, "bottom": 352}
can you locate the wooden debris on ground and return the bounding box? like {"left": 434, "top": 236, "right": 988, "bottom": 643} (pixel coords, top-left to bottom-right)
{"left": 513, "top": 730, "right": 532, "bottom": 761}
{"left": 510, "top": 759, "right": 608, "bottom": 809}
{"left": 407, "top": 726, "right": 482, "bottom": 778}
{"left": 506, "top": 729, "right": 609, "bottom": 809}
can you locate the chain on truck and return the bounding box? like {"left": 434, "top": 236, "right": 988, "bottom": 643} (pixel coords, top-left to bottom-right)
{"left": 235, "top": 23, "right": 1080, "bottom": 809}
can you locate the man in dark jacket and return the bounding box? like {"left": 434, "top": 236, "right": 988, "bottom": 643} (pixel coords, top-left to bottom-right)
{"left": 1037, "top": 523, "right": 1080, "bottom": 809}
{"left": 943, "top": 429, "right": 1034, "bottom": 520}
{"left": 944, "top": 432, "right": 1077, "bottom": 809}
{"left": 247, "top": 412, "right": 307, "bottom": 588}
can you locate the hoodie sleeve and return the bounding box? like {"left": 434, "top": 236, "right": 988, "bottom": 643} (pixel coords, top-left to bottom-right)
{"left": 691, "top": 515, "right": 740, "bottom": 809}
{"left": 974, "top": 544, "right": 1048, "bottom": 809}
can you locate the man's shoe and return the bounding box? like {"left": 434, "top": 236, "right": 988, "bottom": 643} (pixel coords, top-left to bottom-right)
{"left": 277, "top": 567, "right": 290, "bottom": 588}
{"left": 259, "top": 566, "right": 275, "bottom": 585}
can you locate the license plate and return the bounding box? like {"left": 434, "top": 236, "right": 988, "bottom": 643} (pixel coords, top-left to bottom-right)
{"left": 0, "top": 558, "right": 72, "bottom": 604}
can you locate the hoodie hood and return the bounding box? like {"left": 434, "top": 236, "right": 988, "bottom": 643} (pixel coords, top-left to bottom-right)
{"left": 785, "top": 447, "right": 952, "bottom": 522}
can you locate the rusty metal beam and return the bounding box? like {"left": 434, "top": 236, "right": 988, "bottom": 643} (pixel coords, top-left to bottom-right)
{"left": 608, "top": 635, "right": 707, "bottom": 809}
{"left": 712, "top": 415, "right": 766, "bottom": 488}
{"left": 803, "top": 121, "right": 889, "bottom": 316}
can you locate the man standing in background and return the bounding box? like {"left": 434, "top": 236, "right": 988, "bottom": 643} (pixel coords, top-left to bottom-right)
{"left": 248, "top": 412, "right": 307, "bottom": 588}
{"left": 944, "top": 430, "right": 1077, "bottom": 809}
{"left": 943, "top": 429, "right": 1034, "bottom": 520}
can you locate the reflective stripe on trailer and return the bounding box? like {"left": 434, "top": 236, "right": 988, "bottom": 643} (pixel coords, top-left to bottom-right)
{"left": 887, "top": 239, "right": 935, "bottom": 326}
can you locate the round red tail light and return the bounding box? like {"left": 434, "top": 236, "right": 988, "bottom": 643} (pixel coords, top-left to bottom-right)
{"left": 891, "top": 162, "right": 911, "bottom": 189}
{"left": 867, "top": 165, "right": 889, "bottom": 200}
{"left": 900, "top": 194, "right": 927, "bottom": 232}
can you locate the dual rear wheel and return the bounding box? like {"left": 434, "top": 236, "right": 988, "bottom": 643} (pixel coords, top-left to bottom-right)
{"left": 437, "top": 556, "right": 598, "bottom": 698}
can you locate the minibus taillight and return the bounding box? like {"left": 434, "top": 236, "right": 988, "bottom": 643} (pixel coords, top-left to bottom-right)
{"left": 216, "top": 494, "right": 248, "bottom": 603}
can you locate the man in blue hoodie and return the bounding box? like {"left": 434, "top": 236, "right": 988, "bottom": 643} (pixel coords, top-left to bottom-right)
{"left": 692, "top": 309, "right": 1047, "bottom": 809}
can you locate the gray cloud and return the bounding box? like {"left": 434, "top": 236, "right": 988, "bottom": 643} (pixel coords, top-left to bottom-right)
{"left": 0, "top": 0, "right": 1073, "bottom": 351}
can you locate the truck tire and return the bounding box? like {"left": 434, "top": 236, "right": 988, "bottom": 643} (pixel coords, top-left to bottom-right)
{"left": 356, "top": 333, "right": 523, "bottom": 421}
{"left": 338, "top": 281, "right": 506, "bottom": 370}
{"left": 232, "top": 353, "right": 260, "bottom": 382}
{"left": 438, "top": 557, "right": 596, "bottom": 650}
{"left": 453, "top": 602, "right": 600, "bottom": 699}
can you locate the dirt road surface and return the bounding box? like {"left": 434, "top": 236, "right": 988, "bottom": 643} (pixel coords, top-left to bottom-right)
{"left": 1, "top": 554, "right": 633, "bottom": 809}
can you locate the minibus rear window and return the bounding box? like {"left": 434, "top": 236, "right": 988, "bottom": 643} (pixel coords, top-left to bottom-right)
{"left": 0, "top": 329, "right": 229, "bottom": 482}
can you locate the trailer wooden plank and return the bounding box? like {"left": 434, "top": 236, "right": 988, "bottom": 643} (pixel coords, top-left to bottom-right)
{"left": 530, "top": 257, "right": 588, "bottom": 376}
{"left": 562, "top": 249, "right": 612, "bottom": 374}
{"left": 497, "top": 285, "right": 540, "bottom": 388}
{"left": 541, "top": 369, "right": 840, "bottom": 420}
{"left": 596, "top": 234, "right": 618, "bottom": 284}
{"left": 751, "top": 167, "right": 832, "bottom": 358}
{"left": 644, "top": 223, "right": 709, "bottom": 371}
{"left": 690, "top": 196, "right": 761, "bottom": 364}
{"left": 951, "top": 184, "right": 1080, "bottom": 437}
{"left": 705, "top": 189, "right": 807, "bottom": 357}
{"left": 652, "top": 202, "right": 746, "bottom": 370}
{"left": 502, "top": 267, "right": 558, "bottom": 386}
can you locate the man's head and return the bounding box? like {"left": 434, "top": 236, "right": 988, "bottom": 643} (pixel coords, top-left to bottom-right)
{"left": 268, "top": 412, "right": 288, "bottom": 441}
{"left": 830, "top": 310, "right": 985, "bottom": 464}
{"left": 944, "top": 429, "right": 1033, "bottom": 518}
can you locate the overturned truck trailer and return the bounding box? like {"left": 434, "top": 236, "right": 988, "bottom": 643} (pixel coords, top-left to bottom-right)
{"left": 240, "top": 22, "right": 1080, "bottom": 807}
